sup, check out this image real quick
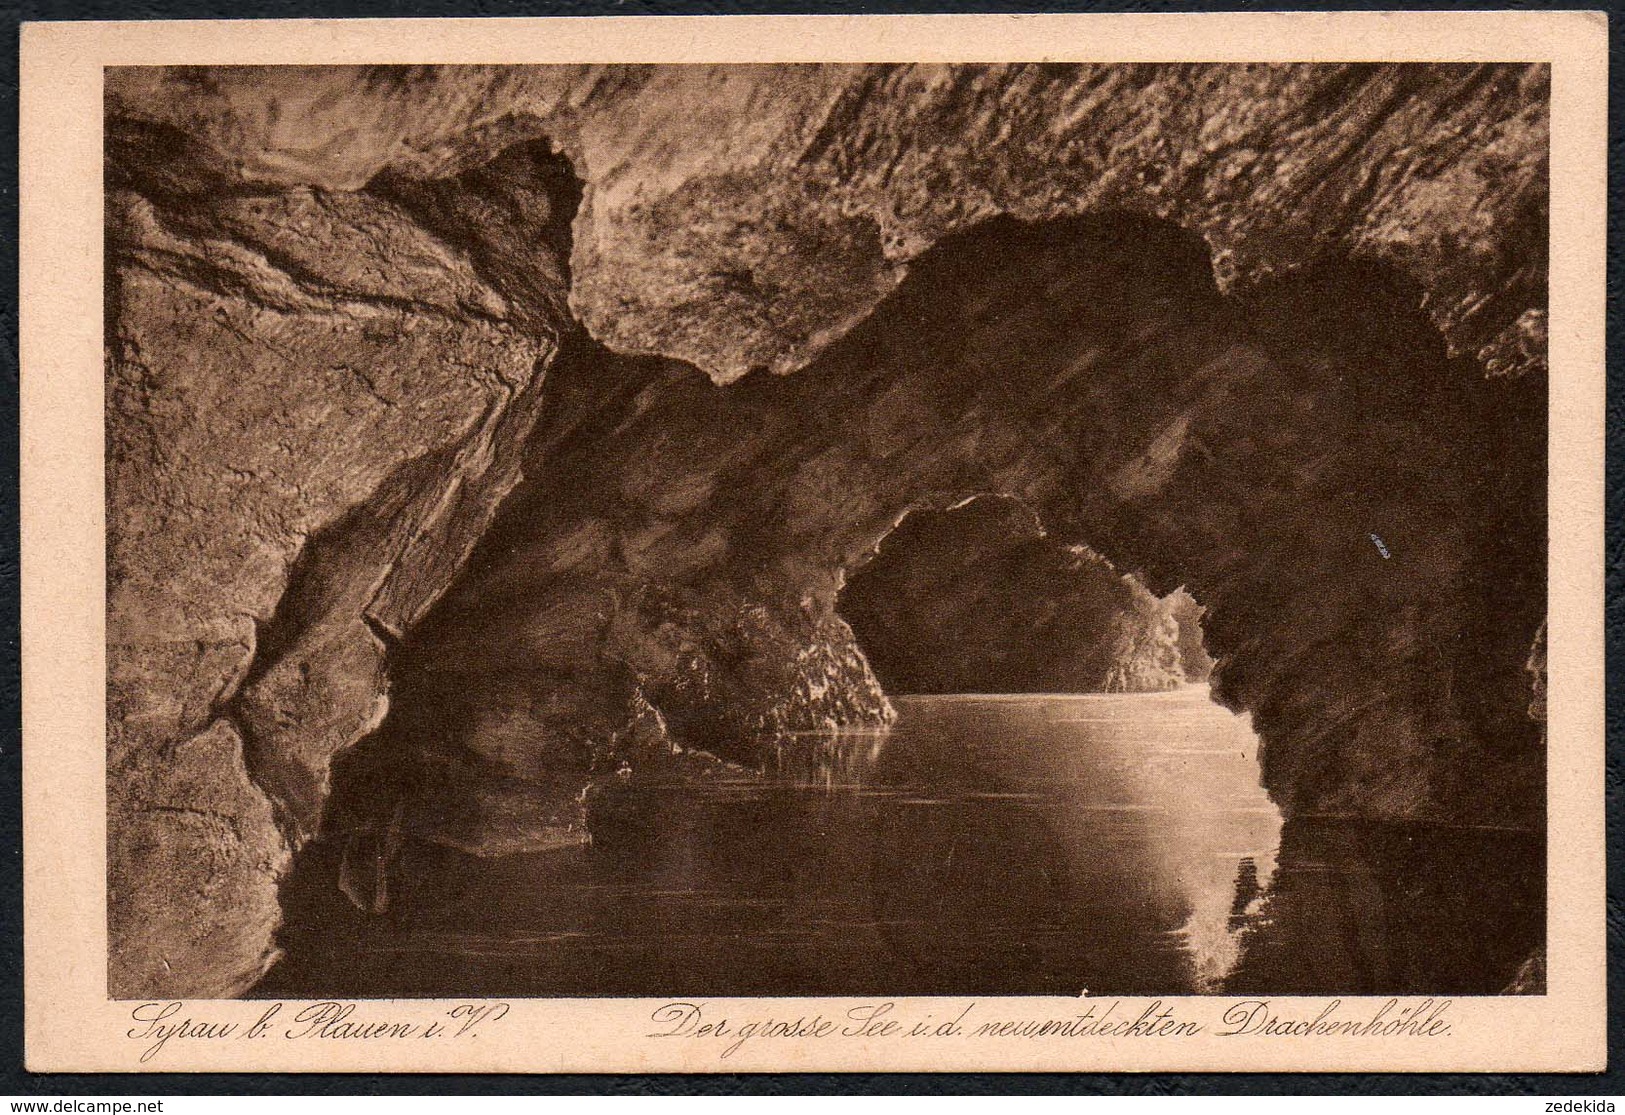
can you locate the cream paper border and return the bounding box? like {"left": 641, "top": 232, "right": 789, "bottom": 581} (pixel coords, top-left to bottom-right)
{"left": 19, "top": 12, "right": 1608, "bottom": 1074}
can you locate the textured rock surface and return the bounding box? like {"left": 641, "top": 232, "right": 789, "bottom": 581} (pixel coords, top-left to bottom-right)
{"left": 107, "top": 63, "right": 1549, "bottom": 382}
{"left": 838, "top": 495, "right": 1192, "bottom": 694}
{"left": 323, "top": 341, "right": 902, "bottom": 863}
{"left": 103, "top": 64, "right": 1549, "bottom": 999}
{"left": 106, "top": 117, "right": 561, "bottom": 996}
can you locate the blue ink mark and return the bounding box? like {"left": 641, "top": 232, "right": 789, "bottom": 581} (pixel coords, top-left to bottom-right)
{"left": 1369, "top": 533, "right": 1391, "bottom": 559}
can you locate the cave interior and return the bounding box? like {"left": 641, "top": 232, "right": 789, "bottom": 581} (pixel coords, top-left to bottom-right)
{"left": 102, "top": 64, "right": 1550, "bottom": 999}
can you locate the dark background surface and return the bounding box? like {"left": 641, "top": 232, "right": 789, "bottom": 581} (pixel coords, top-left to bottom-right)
{"left": 2, "top": 0, "right": 1621, "bottom": 1094}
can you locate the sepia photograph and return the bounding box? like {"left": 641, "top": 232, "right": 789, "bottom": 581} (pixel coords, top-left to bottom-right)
{"left": 18, "top": 11, "right": 1607, "bottom": 1075}
{"left": 103, "top": 57, "right": 1553, "bottom": 1004}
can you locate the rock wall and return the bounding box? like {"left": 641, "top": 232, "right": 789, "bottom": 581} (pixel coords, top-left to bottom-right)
{"left": 106, "top": 118, "right": 570, "bottom": 996}
{"left": 103, "top": 63, "right": 1548, "bottom": 998}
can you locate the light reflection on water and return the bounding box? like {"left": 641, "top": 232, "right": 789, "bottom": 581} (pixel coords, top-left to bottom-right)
{"left": 849, "top": 687, "right": 1284, "bottom": 994}
{"left": 258, "top": 685, "right": 1543, "bottom": 998}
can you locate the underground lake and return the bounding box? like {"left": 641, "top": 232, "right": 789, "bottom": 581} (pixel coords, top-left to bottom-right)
{"left": 256, "top": 684, "right": 1542, "bottom": 999}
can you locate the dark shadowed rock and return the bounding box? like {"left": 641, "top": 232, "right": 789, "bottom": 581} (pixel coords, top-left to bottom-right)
{"left": 837, "top": 495, "right": 1188, "bottom": 694}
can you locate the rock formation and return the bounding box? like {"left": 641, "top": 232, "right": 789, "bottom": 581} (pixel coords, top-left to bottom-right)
{"left": 106, "top": 117, "right": 564, "bottom": 995}
{"left": 108, "top": 63, "right": 1550, "bottom": 381}
{"left": 103, "top": 63, "right": 1549, "bottom": 998}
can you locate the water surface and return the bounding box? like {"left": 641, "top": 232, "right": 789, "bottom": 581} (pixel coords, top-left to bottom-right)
{"left": 260, "top": 687, "right": 1542, "bottom": 998}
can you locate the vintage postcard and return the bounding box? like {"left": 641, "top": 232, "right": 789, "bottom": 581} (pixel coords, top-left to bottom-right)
{"left": 19, "top": 11, "right": 1607, "bottom": 1073}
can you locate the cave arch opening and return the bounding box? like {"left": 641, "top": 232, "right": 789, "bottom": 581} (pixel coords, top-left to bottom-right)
{"left": 835, "top": 491, "right": 1215, "bottom": 697}
{"left": 252, "top": 197, "right": 1547, "bottom": 1000}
